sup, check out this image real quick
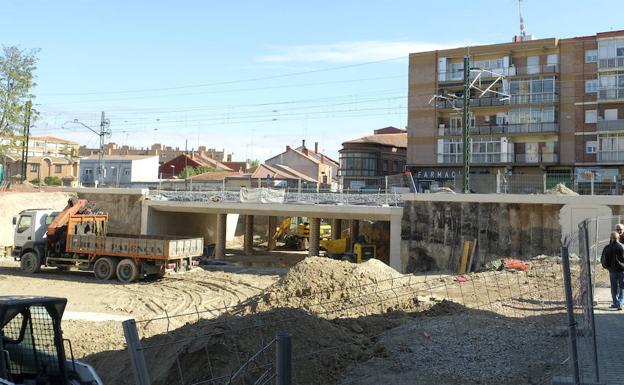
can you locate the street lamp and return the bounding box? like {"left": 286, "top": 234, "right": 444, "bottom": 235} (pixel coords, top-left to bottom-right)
{"left": 63, "top": 113, "right": 111, "bottom": 187}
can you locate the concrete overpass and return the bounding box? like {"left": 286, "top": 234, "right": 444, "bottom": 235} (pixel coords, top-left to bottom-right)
{"left": 141, "top": 199, "right": 404, "bottom": 270}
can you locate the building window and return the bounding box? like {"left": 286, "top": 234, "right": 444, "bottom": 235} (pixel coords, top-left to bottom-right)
{"left": 585, "top": 50, "right": 598, "bottom": 63}
{"left": 585, "top": 79, "right": 599, "bottom": 93}
{"left": 392, "top": 161, "right": 398, "bottom": 173}
{"left": 30, "top": 164, "right": 38, "bottom": 172}
{"left": 54, "top": 165, "right": 62, "bottom": 173}
{"left": 585, "top": 110, "right": 597, "bottom": 124}
{"left": 586, "top": 141, "right": 597, "bottom": 154}
{"left": 383, "top": 160, "right": 388, "bottom": 174}
{"left": 123, "top": 168, "right": 131, "bottom": 176}
{"left": 339, "top": 152, "right": 378, "bottom": 177}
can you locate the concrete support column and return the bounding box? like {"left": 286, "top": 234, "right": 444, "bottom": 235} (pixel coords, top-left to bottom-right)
{"left": 215, "top": 213, "right": 227, "bottom": 260}
{"left": 267, "top": 216, "right": 278, "bottom": 251}
{"left": 244, "top": 215, "right": 254, "bottom": 255}
{"left": 350, "top": 220, "right": 360, "bottom": 245}
{"left": 331, "top": 219, "right": 342, "bottom": 240}
{"left": 389, "top": 216, "right": 402, "bottom": 271}
{"left": 309, "top": 217, "right": 320, "bottom": 257}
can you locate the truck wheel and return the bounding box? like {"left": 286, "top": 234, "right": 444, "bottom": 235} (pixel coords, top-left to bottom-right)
{"left": 116, "top": 259, "right": 139, "bottom": 283}
{"left": 93, "top": 257, "right": 118, "bottom": 280}
{"left": 20, "top": 252, "right": 41, "bottom": 274}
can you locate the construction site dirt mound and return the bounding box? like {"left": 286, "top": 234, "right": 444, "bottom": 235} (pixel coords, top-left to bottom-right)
{"left": 86, "top": 308, "right": 382, "bottom": 385}
{"left": 546, "top": 183, "right": 578, "bottom": 196}
{"left": 238, "top": 257, "right": 431, "bottom": 318}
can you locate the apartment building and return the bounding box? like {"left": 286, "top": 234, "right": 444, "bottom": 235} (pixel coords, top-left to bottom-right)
{"left": 407, "top": 30, "right": 624, "bottom": 192}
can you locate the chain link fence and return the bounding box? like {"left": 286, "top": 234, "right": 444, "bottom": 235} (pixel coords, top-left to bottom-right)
{"left": 450, "top": 172, "right": 622, "bottom": 195}
{"left": 111, "top": 258, "right": 577, "bottom": 385}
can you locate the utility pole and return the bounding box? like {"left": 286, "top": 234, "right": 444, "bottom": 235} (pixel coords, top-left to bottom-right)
{"left": 98, "top": 111, "right": 106, "bottom": 187}
{"left": 462, "top": 56, "right": 471, "bottom": 193}
{"left": 21, "top": 101, "right": 32, "bottom": 182}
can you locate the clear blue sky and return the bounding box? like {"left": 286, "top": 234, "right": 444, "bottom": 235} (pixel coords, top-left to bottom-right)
{"left": 3, "top": 0, "right": 623, "bottom": 161}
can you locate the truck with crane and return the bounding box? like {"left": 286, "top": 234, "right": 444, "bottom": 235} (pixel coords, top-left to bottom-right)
{"left": 12, "top": 198, "right": 203, "bottom": 283}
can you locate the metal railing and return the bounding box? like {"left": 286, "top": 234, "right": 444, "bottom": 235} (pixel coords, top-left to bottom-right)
{"left": 512, "top": 64, "right": 559, "bottom": 75}
{"left": 597, "top": 151, "right": 624, "bottom": 162}
{"left": 598, "top": 87, "right": 624, "bottom": 101}
{"left": 515, "top": 153, "right": 559, "bottom": 164}
{"left": 440, "top": 122, "right": 559, "bottom": 136}
{"left": 149, "top": 188, "right": 404, "bottom": 206}
{"left": 510, "top": 92, "right": 558, "bottom": 105}
{"left": 438, "top": 153, "right": 514, "bottom": 164}
{"left": 436, "top": 96, "right": 510, "bottom": 109}
{"left": 598, "top": 57, "right": 624, "bottom": 70}
{"left": 597, "top": 119, "right": 624, "bottom": 132}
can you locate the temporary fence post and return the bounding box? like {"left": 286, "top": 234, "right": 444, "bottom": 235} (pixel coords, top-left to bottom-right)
{"left": 590, "top": 173, "right": 595, "bottom": 195}
{"left": 496, "top": 170, "right": 501, "bottom": 194}
{"left": 582, "top": 221, "right": 601, "bottom": 383}
{"left": 561, "top": 246, "right": 581, "bottom": 385}
{"left": 276, "top": 333, "right": 292, "bottom": 385}
{"left": 122, "top": 319, "right": 151, "bottom": 385}
{"left": 542, "top": 172, "right": 547, "bottom": 193}
{"left": 222, "top": 178, "right": 225, "bottom": 196}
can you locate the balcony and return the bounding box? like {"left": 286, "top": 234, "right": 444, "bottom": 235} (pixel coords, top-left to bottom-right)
{"left": 436, "top": 96, "right": 510, "bottom": 110}
{"left": 511, "top": 64, "right": 559, "bottom": 76}
{"left": 597, "top": 119, "right": 624, "bottom": 132}
{"left": 598, "top": 57, "right": 624, "bottom": 70}
{"left": 597, "top": 151, "right": 624, "bottom": 163}
{"left": 598, "top": 88, "right": 624, "bottom": 101}
{"left": 438, "top": 68, "right": 514, "bottom": 82}
{"left": 440, "top": 123, "right": 558, "bottom": 136}
{"left": 515, "top": 153, "right": 559, "bottom": 164}
{"left": 437, "top": 153, "right": 514, "bottom": 164}
{"left": 510, "top": 92, "right": 558, "bottom": 105}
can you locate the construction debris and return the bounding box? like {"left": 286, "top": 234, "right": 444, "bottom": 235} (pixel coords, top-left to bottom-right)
{"left": 545, "top": 183, "right": 578, "bottom": 196}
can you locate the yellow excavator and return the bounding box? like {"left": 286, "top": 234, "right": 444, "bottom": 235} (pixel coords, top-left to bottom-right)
{"left": 274, "top": 217, "right": 331, "bottom": 250}
{"left": 320, "top": 236, "right": 376, "bottom": 263}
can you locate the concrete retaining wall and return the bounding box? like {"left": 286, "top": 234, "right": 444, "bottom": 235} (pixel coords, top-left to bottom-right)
{"left": 400, "top": 193, "right": 624, "bottom": 273}
{"left": 67, "top": 188, "right": 147, "bottom": 234}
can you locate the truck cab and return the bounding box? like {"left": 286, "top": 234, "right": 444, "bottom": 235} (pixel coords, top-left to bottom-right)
{"left": 12, "top": 210, "right": 58, "bottom": 261}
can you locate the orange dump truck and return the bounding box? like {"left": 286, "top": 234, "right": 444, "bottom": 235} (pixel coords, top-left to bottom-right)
{"left": 12, "top": 199, "right": 203, "bottom": 283}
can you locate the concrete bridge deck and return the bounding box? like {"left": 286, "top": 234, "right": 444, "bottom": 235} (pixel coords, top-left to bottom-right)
{"left": 141, "top": 199, "right": 404, "bottom": 270}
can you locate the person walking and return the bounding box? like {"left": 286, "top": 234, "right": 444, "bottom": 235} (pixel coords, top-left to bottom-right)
{"left": 601, "top": 231, "right": 624, "bottom": 310}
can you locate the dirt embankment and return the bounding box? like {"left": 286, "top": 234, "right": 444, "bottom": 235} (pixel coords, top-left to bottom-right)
{"left": 79, "top": 257, "right": 569, "bottom": 385}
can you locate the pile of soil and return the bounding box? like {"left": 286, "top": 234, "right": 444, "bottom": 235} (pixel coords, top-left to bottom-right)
{"left": 238, "top": 257, "right": 433, "bottom": 318}
{"left": 86, "top": 308, "right": 383, "bottom": 385}
{"left": 546, "top": 183, "right": 578, "bottom": 196}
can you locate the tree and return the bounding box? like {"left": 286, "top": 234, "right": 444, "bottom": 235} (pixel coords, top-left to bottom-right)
{"left": 179, "top": 166, "right": 197, "bottom": 179}
{"left": 0, "top": 46, "right": 39, "bottom": 155}
{"left": 247, "top": 159, "right": 260, "bottom": 168}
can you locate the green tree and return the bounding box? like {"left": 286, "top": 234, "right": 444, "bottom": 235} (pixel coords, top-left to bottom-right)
{"left": 179, "top": 166, "right": 197, "bottom": 179}
{"left": 0, "top": 46, "right": 39, "bottom": 156}
{"left": 247, "top": 159, "right": 260, "bottom": 168}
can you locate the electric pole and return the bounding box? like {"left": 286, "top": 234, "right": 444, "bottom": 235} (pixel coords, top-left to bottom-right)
{"left": 462, "top": 56, "right": 471, "bottom": 193}
{"left": 98, "top": 111, "right": 107, "bottom": 187}
{"left": 21, "top": 101, "right": 32, "bottom": 182}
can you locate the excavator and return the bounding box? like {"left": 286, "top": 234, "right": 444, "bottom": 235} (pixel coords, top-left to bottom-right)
{"left": 0, "top": 296, "right": 103, "bottom": 385}
{"left": 273, "top": 217, "right": 376, "bottom": 263}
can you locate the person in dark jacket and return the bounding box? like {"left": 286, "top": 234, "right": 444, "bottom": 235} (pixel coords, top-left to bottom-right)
{"left": 601, "top": 231, "right": 624, "bottom": 310}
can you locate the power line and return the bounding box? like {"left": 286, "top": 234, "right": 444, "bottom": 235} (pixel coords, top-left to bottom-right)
{"left": 38, "top": 57, "right": 407, "bottom": 97}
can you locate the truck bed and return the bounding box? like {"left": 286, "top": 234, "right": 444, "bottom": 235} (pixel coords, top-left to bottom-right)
{"left": 67, "top": 233, "right": 203, "bottom": 260}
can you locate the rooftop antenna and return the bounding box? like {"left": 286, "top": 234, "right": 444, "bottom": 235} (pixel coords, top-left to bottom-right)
{"left": 518, "top": 0, "right": 526, "bottom": 38}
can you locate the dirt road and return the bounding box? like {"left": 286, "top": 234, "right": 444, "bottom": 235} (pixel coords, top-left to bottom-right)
{"left": 0, "top": 258, "right": 281, "bottom": 358}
